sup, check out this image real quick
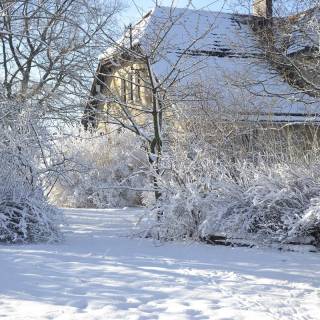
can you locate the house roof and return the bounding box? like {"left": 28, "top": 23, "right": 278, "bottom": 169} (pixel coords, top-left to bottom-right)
{"left": 100, "top": 6, "right": 320, "bottom": 123}
{"left": 100, "top": 7, "right": 260, "bottom": 61}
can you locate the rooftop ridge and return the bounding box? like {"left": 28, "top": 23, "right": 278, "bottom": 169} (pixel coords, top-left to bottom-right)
{"left": 130, "top": 5, "right": 254, "bottom": 29}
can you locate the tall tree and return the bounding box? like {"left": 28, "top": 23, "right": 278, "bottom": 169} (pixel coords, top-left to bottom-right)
{"left": 83, "top": 2, "right": 217, "bottom": 202}
{"left": 0, "top": 0, "right": 123, "bottom": 120}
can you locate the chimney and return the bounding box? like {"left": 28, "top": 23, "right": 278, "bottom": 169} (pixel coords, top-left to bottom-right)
{"left": 253, "top": 0, "right": 272, "bottom": 19}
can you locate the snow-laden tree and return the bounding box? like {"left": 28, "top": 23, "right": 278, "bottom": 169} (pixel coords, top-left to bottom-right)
{"left": 0, "top": 0, "right": 123, "bottom": 242}
{"left": 0, "top": 91, "right": 65, "bottom": 243}
{"left": 231, "top": 0, "right": 320, "bottom": 98}
{"left": 83, "top": 1, "right": 221, "bottom": 204}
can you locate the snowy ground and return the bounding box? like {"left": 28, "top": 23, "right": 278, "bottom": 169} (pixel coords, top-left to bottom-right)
{"left": 0, "top": 208, "right": 320, "bottom": 320}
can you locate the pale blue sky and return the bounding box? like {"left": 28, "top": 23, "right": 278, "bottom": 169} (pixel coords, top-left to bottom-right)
{"left": 120, "top": 0, "right": 305, "bottom": 26}
{"left": 120, "top": 0, "right": 248, "bottom": 25}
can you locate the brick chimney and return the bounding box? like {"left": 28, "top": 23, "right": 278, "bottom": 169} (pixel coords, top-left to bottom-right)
{"left": 253, "top": 0, "right": 272, "bottom": 19}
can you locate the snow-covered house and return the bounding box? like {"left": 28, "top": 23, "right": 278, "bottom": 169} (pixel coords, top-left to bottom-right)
{"left": 82, "top": 0, "right": 320, "bottom": 143}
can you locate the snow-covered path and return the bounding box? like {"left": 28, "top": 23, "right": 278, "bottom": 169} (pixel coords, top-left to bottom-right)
{"left": 0, "top": 208, "right": 320, "bottom": 320}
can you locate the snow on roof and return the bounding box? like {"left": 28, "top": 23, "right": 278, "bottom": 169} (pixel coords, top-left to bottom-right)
{"left": 100, "top": 6, "right": 320, "bottom": 123}
{"left": 100, "top": 7, "right": 260, "bottom": 60}
{"left": 285, "top": 7, "right": 320, "bottom": 55}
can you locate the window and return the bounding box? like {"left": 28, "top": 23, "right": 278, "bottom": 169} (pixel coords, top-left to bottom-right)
{"left": 128, "top": 73, "right": 134, "bottom": 101}
{"left": 96, "top": 66, "right": 109, "bottom": 93}
{"left": 135, "top": 70, "right": 141, "bottom": 101}
{"left": 121, "top": 78, "right": 126, "bottom": 102}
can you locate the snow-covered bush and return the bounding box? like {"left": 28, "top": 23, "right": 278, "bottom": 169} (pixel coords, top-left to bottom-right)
{"left": 0, "top": 96, "right": 64, "bottom": 243}
{"left": 200, "top": 162, "right": 320, "bottom": 245}
{"left": 287, "top": 197, "right": 320, "bottom": 246}
{"left": 51, "top": 129, "right": 148, "bottom": 208}
{"left": 145, "top": 104, "right": 320, "bottom": 248}
{"left": 0, "top": 190, "right": 62, "bottom": 243}
{"left": 151, "top": 155, "right": 320, "bottom": 247}
{"left": 146, "top": 144, "right": 220, "bottom": 241}
{"left": 151, "top": 186, "right": 207, "bottom": 241}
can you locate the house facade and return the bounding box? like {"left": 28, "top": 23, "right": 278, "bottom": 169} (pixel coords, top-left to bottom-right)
{"left": 82, "top": 0, "right": 320, "bottom": 151}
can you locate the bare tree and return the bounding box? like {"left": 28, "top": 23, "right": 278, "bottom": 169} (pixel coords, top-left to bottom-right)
{"left": 83, "top": 2, "right": 220, "bottom": 202}
{"left": 0, "top": 0, "right": 123, "bottom": 120}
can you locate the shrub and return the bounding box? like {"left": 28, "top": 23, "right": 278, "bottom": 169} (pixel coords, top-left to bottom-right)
{"left": 0, "top": 190, "right": 63, "bottom": 243}
{"left": 287, "top": 197, "right": 320, "bottom": 246}
{"left": 51, "top": 129, "right": 148, "bottom": 208}
{"left": 149, "top": 154, "right": 320, "bottom": 247}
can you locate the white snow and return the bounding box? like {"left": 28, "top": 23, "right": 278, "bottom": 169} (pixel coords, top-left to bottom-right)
{"left": 0, "top": 208, "right": 320, "bottom": 320}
